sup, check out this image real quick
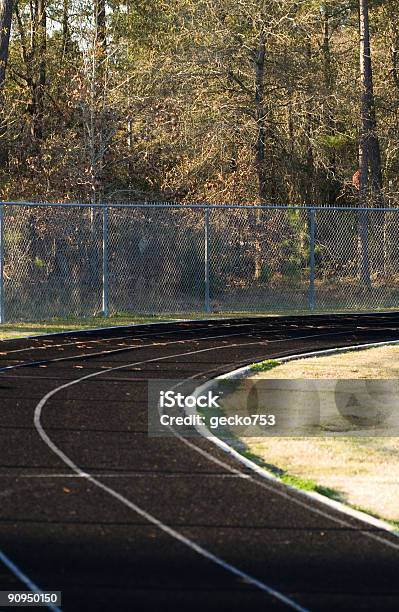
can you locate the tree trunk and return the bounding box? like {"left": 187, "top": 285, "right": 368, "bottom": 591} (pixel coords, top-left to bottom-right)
{"left": 61, "top": 0, "right": 72, "bottom": 57}
{"left": 321, "top": 6, "right": 339, "bottom": 207}
{"left": 255, "top": 33, "right": 267, "bottom": 203}
{"left": 253, "top": 33, "right": 266, "bottom": 280}
{"left": 89, "top": 0, "right": 107, "bottom": 203}
{"left": 358, "top": 0, "right": 372, "bottom": 288}
{"left": 27, "top": 0, "right": 47, "bottom": 143}
{"left": 0, "top": 0, "right": 13, "bottom": 91}
{"left": 304, "top": 38, "right": 315, "bottom": 208}
{"left": 95, "top": 0, "right": 106, "bottom": 55}
{"left": 33, "top": 0, "right": 46, "bottom": 141}
{"left": 0, "top": 0, "right": 14, "bottom": 169}
{"left": 391, "top": 17, "right": 399, "bottom": 92}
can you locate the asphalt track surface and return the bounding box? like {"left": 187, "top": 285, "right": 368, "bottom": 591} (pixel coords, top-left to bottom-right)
{"left": 1, "top": 314, "right": 399, "bottom": 612}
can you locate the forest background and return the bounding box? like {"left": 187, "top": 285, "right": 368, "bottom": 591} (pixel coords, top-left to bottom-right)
{"left": 0, "top": 0, "right": 397, "bottom": 207}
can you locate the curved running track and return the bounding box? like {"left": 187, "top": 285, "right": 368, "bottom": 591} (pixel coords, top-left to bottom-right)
{"left": 0, "top": 314, "right": 399, "bottom": 611}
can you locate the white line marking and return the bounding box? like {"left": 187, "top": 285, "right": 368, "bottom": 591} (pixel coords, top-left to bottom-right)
{"left": 6, "top": 329, "right": 397, "bottom": 609}
{"left": 0, "top": 315, "right": 266, "bottom": 344}
{"left": 2, "top": 309, "right": 397, "bottom": 344}
{"left": 0, "top": 331, "right": 251, "bottom": 373}
{"left": 3, "top": 317, "right": 353, "bottom": 357}
{"left": 0, "top": 329, "right": 351, "bottom": 373}
{"left": 0, "top": 322, "right": 256, "bottom": 356}
{"left": 0, "top": 335, "right": 254, "bottom": 607}
{"left": 153, "top": 358, "right": 399, "bottom": 551}
{"left": 0, "top": 551, "right": 61, "bottom": 612}
{"left": 20, "top": 473, "right": 247, "bottom": 479}
{"left": 33, "top": 342, "right": 308, "bottom": 611}
{"left": 176, "top": 407, "right": 399, "bottom": 551}
{"left": 180, "top": 346, "right": 399, "bottom": 546}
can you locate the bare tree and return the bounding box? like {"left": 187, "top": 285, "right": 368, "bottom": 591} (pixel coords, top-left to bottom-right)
{"left": 358, "top": 0, "right": 374, "bottom": 288}
{"left": 14, "top": 0, "right": 47, "bottom": 142}
{"left": 255, "top": 32, "right": 267, "bottom": 202}
{"left": 0, "top": 0, "right": 14, "bottom": 169}
{"left": 0, "top": 0, "right": 13, "bottom": 91}
{"left": 86, "top": 0, "right": 107, "bottom": 202}
{"left": 34, "top": 0, "right": 46, "bottom": 141}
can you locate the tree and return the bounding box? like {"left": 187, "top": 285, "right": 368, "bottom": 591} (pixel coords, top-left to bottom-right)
{"left": 358, "top": 0, "right": 383, "bottom": 287}
{"left": 359, "top": 0, "right": 382, "bottom": 200}
{"left": 0, "top": 0, "right": 395, "bottom": 214}
{"left": 14, "top": 0, "right": 47, "bottom": 142}
{"left": 0, "top": 0, "right": 14, "bottom": 91}
{"left": 0, "top": 0, "right": 14, "bottom": 171}
{"left": 34, "top": 0, "right": 46, "bottom": 141}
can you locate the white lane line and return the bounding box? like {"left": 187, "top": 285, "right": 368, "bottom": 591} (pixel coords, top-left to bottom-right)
{"left": 30, "top": 329, "right": 399, "bottom": 610}
{"left": 2, "top": 318, "right": 341, "bottom": 357}
{"left": 15, "top": 329, "right": 396, "bottom": 610}
{"left": 0, "top": 331, "right": 252, "bottom": 373}
{"left": 0, "top": 335, "right": 255, "bottom": 608}
{"left": 149, "top": 346, "right": 399, "bottom": 553}
{"left": 166, "top": 366, "right": 399, "bottom": 552}
{"left": 0, "top": 550, "right": 61, "bottom": 612}
{"left": 0, "top": 322, "right": 256, "bottom": 356}
{"left": 164, "top": 360, "right": 399, "bottom": 550}
{"left": 6, "top": 328, "right": 397, "bottom": 608}
{"left": 0, "top": 316, "right": 259, "bottom": 344}
{"left": 21, "top": 473, "right": 246, "bottom": 479}
{"left": 17, "top": 469, "right": 247, "bottom": 479}
{"left": 0, "top": 329, "right": 352, "bottom": 374}
{"left": 34, "top": 342, "right": 308, "bottom": 612}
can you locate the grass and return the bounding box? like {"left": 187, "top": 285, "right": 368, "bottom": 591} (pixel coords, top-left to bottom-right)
{"left": 350, "top": 505, "right": 399, "bottom": 531}
{"left": 279, "top": 474, "right": 342, "bottom": 499}
{"left": 250, "top": 358, "right": 280, "bottom": 372}
{"left": 236, "top": 345, "right": 399, "bottom": 524}
{"left": 238, "top": 442, "right": 399, "bottom": 529}
{"left": 240, "top": 449, "right": 342, "bottom": 501}
{"left": 242, "top": 446, "right": 399, "bottom": 530}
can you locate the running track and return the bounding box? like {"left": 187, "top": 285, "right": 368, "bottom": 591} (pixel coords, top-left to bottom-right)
{"left": 0, "top": 314, "right": 399, "bottom": 611}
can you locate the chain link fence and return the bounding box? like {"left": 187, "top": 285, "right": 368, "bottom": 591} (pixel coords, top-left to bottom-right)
{"left": 1, "top": 201, "right": 399, "bottom": 322}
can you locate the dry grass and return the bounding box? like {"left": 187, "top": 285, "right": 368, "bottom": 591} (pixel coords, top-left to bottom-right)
{"left": 255, "top": 345, "right": 399, "bottom": 379}
{"left": 241, "top": 346, "right": 399, "bottom": 522}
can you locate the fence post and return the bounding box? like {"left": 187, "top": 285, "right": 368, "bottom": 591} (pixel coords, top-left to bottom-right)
{"left": 102, "top": 204, "right": 109, "bottom": 316}
{"left": 204, "top": 207, "right": 210, "bottom": 313}
{"left": 309, "top": 207, "right": 316, "bottom": 311}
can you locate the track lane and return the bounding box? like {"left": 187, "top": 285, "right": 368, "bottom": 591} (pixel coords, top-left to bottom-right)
{"left": 1, "top": 314, "right": 399, "bottom": 610}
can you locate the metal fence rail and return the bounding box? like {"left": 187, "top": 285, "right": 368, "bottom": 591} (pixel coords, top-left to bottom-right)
{"left": 1, "top": 201, "right": 399, "bottom": 322}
